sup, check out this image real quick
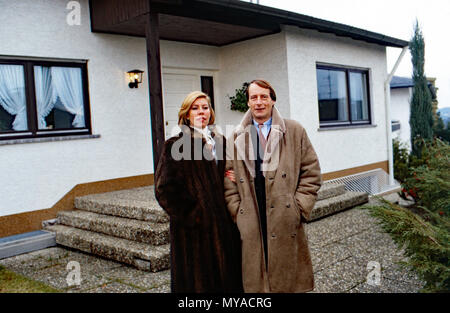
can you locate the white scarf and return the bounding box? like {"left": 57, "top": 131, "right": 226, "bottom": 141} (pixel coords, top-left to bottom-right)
{"left": 193, "top": 126, "right": 216, "bottom": 159}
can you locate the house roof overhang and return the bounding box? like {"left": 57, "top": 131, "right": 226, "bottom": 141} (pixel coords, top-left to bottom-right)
{"left": 390, "top": 76, "right": 414, "bottom": 89}
{"left": 89, "top": 0, "right": 409, "bottom": 48}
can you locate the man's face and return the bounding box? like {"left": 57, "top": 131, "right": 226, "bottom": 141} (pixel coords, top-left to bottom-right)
{"left": 247, "top": 83, "right": 275, "bottom": 123}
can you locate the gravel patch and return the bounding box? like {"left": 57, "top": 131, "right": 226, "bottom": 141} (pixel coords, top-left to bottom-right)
{"left": 99, "top": 266, "right": 171, "bottom": 291}
{"left": 0, "top": 193, "right": 427, "bottom": 293}
{"left": 305, "top": 208, "right": 377, "bottom": 247}
{"left": 83, "top": 281, "right": 142, "bottom": 293}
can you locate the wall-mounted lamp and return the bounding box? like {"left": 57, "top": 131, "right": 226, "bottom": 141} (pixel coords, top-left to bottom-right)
{"left": 127, "top": 69, "right": 144, "bottom": 88}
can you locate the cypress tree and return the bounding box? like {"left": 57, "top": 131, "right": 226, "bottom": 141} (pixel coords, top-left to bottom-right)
{"left": 409, "top": 20, "right": 434, "bottom": 156}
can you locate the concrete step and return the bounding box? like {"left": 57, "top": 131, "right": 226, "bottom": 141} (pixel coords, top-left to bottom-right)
{"left": 0, "top": 230, "right": 56, "bottom": 259}
{"left": 57, "top": 210, "right": 169, "bottom": 246}
{"left": 307, "top": 190, "right": 369, "bottom": 222}
{"left": 45, "top": 224, "right": 170, "bottom": 272}
{"left": 74, "top": 186, "right": 169, "bottom": 223}
{"left": 317, "top": 183, "right": 346, "bottom": 201}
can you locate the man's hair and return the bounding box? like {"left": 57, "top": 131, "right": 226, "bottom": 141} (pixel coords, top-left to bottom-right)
{"left": 178, "top": 91, "right": 215, "bottom": 126}
{"left": 245, "top": 79, "right": 277, "bottom": 102}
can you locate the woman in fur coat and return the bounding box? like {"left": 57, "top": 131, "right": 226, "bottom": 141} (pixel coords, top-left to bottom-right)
{"left": 155, "top": 91, "right": 243, "bottom": 293}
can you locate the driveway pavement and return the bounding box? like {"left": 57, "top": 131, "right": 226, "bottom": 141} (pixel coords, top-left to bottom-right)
{"left": 0, "top": 195, "right": 424, "bottom": 293}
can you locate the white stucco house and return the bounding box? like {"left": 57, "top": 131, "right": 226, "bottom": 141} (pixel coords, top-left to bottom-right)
{"left": 390, "top": 76, "right": 438, "bottom": 150}
{"left": 0, "top": 0, "right": 409, "bottom": 238}
{"left": 390, "top": 76, "right": 414, "bottom": 148}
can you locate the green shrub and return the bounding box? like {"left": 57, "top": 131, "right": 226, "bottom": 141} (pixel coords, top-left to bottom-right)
{"left": 403, "top": 138, "right": 450, "bottom": 215}
{"left": 393, "top": 138, "right": 411, "bottom": 183}
{"left": 409, "top": 21, "right": 434, "bottom": 157}
{"left": 364, "top": 138, "right": 450, "bottom": 292}
{"left": 229, "top": 82, "right": 249, "bottom": 113}
{"left": 434, "top": 128, "right": 450, "bottom": 143}
{"left": 361, "top": 199, "right": 450, "bottom": 292}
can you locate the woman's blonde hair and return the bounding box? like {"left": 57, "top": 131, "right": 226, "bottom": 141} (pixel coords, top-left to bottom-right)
{"left": 178, "top": 91, "right": 215, "bottom": 126}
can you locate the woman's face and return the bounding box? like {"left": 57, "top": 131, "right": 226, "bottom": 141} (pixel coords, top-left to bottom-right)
{"left": 188, "top": 97, "right": 211, "bottom": 129}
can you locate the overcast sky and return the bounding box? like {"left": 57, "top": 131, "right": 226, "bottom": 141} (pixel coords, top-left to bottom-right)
{"left": 251, "top": 0, "right": 450, "bottom": 109}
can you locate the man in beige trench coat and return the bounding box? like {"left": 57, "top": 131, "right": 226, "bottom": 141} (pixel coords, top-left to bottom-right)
{"left": 224, "top": 79, "right": 322, "bottom": 293}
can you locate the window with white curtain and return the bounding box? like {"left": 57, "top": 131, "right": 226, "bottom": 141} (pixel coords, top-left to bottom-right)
{"left": 0, "top": 58, "right": 90, "bottom": 139}
{"left": 316, "top": 64, "right": 371, "bottom": 127}
{"left": 0, "top": 64, "right": 27, "bottom": 132}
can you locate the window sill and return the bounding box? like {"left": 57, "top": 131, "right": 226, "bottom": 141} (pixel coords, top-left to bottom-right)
{"left": 0, "top": 134, "right": 101, "bottom": 146}
{"left": 318, "top": 124, "right": 377, "bottom": 131}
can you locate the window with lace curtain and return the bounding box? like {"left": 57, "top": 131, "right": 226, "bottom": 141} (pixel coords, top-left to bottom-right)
{"left": 0, "top": 58, "right": 91, "bottom": 139}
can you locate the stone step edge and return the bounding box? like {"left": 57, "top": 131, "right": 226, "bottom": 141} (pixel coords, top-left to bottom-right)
{"left": 44, "top": 224, "right": 170, "bottom": 272}
{"left": 307, "top": 191, "right": 369, "bottom": 223}
{"left": 74, "top": 197, "right": 169, "bottom": 223}
{"left": 57, "top": 210, "right": 169, "bottom": 246}
{"left": 317, "top": 183, "right": 346, "bottom": 201}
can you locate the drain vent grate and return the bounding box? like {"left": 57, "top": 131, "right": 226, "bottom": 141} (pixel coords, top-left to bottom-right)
{"left": 325, "top": 168, "right": 400, "bottom": 195}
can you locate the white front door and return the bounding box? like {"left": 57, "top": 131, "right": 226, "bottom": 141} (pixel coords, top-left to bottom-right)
{"left": 162, "top": 73, "right": 201, "bottom": 139}
{"left": 162, "top": 69, "right": 216, "bottom": 140}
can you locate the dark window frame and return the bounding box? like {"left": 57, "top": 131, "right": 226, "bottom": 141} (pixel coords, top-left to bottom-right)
{"left": 316, "top": 64, "right": 372, "bottom": 128}
{"left": 0, "top": 57, "right": 92, "bottom": 140}
{"left": 201, "top": 76, "right": 215, "bottom": 111}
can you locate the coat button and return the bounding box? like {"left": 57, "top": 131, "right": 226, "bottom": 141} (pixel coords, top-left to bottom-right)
{"left": 239, "top": 178, "right": 244, "bottom": 183}
{"left": 291, "top": 233, "right": 296, "bottom": 238}
{"left": 240, "top": 209, "right": 244, "bottom": 214}
{"left": 271, "top": 233, "right": 276, "bottom": 238}
{"left": 282, "top": 173, "right": 287, "bottom": 178}
{"left": 286, "top": 203, "right": 290, "bottom": 208}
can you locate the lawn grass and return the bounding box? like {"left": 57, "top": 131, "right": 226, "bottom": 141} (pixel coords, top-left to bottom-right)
{"left": 0, "top": 265, "right": 61, "bottom": 293}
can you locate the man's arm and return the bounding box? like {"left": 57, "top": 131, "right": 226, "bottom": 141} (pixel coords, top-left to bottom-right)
{"left": 294, "top": 129, "right": 322, "bottom": 221}
{"left": 224, "top": 136, "right": 241, "bottom": 223}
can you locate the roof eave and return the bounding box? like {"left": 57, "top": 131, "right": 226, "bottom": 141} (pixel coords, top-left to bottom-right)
{"left": 194, "top": 0, "right": 409, "bottom": 48}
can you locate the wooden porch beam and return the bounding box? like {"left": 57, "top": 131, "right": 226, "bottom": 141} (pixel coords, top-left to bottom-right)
{"left": 145, "top": 8, "right": 165, "bottom": 172}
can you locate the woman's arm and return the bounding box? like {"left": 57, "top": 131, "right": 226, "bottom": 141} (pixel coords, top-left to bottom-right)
{"left": 155, "top": 139, "right": 195, "bottom": 218}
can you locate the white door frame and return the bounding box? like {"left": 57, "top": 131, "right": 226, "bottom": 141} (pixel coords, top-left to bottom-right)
{"left": 161, "top": 67, "right": 217, "bottom": 139}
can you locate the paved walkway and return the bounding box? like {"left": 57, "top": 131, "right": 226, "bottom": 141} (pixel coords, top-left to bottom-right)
{"left": 0, "top": 195, "right": 424, "bottom": 293}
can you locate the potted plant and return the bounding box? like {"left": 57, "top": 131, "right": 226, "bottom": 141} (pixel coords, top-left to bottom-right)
{"left": 229, "top": 82, "right": 249, "bottom": 113}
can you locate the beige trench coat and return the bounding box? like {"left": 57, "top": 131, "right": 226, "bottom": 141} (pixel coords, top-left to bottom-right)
{"left": 224, "top": 107, "right": 322, "bottom": 293}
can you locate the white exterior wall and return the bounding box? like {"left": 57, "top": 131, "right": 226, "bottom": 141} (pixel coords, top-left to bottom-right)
{"left": 0, "top": 0, "right": 393, "bottom": 217}
{"left": 0, "top": 0, "right": 151, "bottom": 216}
{"left": 161, "top": 32, "right": 290, "bottom": 137}
{"left": 161, "top": 40, "right": 219, "bottom": 71}
{"left": 390, "top": 88, "right": 412, "bottom": 149}
{"left": 0, "top": 0, "right": 221, "bottom": 217}
{"left": 216, "top": 32, "right": 290, "bottom": 134}
{"left": 284, "top": 26, "right": 389, "bottom": 174}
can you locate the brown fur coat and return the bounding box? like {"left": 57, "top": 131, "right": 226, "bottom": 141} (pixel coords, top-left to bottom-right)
{"left": 155, "top": 126, "right": 243, "bottom": 293}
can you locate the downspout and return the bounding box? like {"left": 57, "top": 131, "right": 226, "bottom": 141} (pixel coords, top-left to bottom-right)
{"left": 385, "top": 46, "right": 408, "bottom": 185}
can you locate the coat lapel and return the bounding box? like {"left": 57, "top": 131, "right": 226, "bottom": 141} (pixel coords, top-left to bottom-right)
{"left": 235, "top": 130, "right": 256, "bottom": 177}
{"left": 234, "top": 110, "right": 256, "bottom": 177}
{"left": 261, "top": 108, "right": 286, "bottom": 174}
{"left": 234, "top": 107, "right": 286, "bottom": 177}
{"left": 261, "top": 125, "right": 282, "bottom": 174}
